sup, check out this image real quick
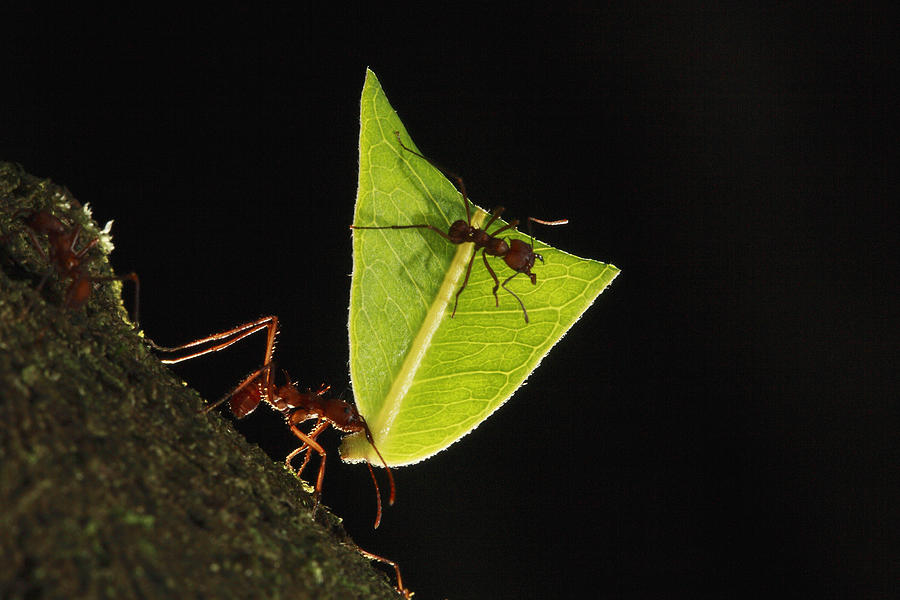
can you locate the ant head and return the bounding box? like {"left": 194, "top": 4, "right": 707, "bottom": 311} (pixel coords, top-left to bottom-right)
{"left": 448, "top": 220, "right": 471, "bottom": 243}
{"left": 325, "top": 399, "right": 363, "bottom": 432}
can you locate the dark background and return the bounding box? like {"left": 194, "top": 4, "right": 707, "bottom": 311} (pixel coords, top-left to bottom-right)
{"left": 3, "top": 5, "right": 893, "bottom": 599}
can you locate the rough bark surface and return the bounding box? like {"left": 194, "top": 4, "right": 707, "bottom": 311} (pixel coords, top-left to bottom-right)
{"left": 0, "top": 162, "right": 401, "bottom": 599}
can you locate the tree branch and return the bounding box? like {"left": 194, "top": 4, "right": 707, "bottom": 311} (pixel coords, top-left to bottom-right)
{"left": 0, "top": 162, "right": 402, "bottom": 599}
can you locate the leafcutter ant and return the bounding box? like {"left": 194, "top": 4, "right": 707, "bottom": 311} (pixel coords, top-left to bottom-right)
{"left": 351, "top": 131, "right": 568, "bottom": 323}
{"left": 12, "top": 209, "right": 140, "bottom": 324}
{"left": 151, "top": 316, "right": 411, "bottom": 597}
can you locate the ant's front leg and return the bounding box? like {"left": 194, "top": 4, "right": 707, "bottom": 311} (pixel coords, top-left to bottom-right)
{"left": 482, "top": 206, "right": 507, "bottom": 231}
{"left": 285, "top": 419, "right": 327, "bottom": 478}
{"left": 487, "top": 217, "right": 518, "bottom": 238}
{"left": 287, "top": 420, "right": 329, "bottom": 515}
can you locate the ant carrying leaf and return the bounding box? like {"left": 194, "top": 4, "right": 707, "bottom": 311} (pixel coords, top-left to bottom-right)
{"left": 152, "top": 316, "right": 395, "bottom": 528}
{"left": 150, "top": 316, "right": 411, "bottom": 598}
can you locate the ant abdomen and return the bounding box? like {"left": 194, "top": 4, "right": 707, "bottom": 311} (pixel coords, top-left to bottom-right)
{"left": 230, "top": 383, "right": 263, "bottom": 419}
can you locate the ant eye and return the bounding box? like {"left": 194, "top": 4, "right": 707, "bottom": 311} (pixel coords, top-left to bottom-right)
{"left": 535, "top": 253, "right": 544, "bottom": 263}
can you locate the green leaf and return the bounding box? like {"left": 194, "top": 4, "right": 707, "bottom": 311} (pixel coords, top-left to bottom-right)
{"left": 342, "top": 69, "right": 619, "bottom": 466}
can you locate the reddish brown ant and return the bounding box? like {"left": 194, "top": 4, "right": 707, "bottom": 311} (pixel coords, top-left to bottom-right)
{"left": 351, "top": 131, "right": 568, "bottom": 323}
{"left": 13, "top": 209, "right": 140, "bottom": 324}
{"left": 151, "top": 316, "right": 411, "bottom": 597}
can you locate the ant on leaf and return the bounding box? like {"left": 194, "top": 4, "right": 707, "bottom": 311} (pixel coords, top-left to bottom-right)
{"left": 351, "top": 131, "right": 567, "bottom": 323}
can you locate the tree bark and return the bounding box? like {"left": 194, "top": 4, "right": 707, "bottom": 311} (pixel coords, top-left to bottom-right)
{"left": 0, "top": 162, "right": 401, "bottom": 599}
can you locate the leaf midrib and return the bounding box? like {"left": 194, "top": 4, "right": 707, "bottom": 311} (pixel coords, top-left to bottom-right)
{"left": 369, "top": 209, "right": 488, "bottom": 445}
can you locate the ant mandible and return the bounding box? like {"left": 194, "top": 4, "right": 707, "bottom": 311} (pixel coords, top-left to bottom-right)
{"left": 152, "top": 316, "right": 411, "bottom": 597}
{"left": 351, "top": 131, "right": 567, "bottom": 323}
{"left": 14, "top": 209, "right": 140, "bottom": 324}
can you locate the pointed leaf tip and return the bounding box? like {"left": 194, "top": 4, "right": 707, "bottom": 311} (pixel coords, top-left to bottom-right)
{"left": 345, "top": 70, "right": 619, "bottom": 466}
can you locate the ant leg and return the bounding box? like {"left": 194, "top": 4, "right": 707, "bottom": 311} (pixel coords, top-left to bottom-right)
{"left": 152, "top": 317, "right": 281, "bottom": 416}
{"left": 482, "top": 250, "right": 501, "bottom": 306}
{"left": 22, "top": 227, "right": 50, "bottom": 263}
{"left": 288, "top": 424, "right": 329, "bottom": 515}
{"left": 357, "top": 547, "right": 413, "bottom": 599}
{"left": 77, "top": 271, "right": 140, "bottom": 326}
{"left": 70, "top": 227, "right": 99, "bottom": 258}
{"left": 286, "top": 419, "right": 327, "bottom": 476}
{"left": 451, "top": 250, "right": 478, "bottom": 318}
{"left": 150, "top": 315, "right": 279, "bottom": 366}
{"left": 500, "top": 272, "right": 530, "bottom": 323}
{"left": 482, "top": 206, "right": 507, "bottom": 231}
{"left": 350, "top": 223, "right": 457, "bottom": 244}
{"left": 394, "top": 130, "right": 473, "bottom": 227}
{"left": 487, "top": 217, "right": 519, "bottom": 238}
{"left": 287, "top": 445, "right": 315, "bottom": 479}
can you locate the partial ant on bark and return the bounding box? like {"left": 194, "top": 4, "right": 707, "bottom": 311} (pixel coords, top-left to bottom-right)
{"left": 150, "top": 316, "right": 411, "bottom": 597}
{"left": 351, "top": 131, "right": 568, "bottom": 323}
{"left": 11, "top": 209, "right": 140, "bottom": 324}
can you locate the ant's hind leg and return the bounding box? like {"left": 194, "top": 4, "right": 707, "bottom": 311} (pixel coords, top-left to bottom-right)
{"left": 394, "top": 130, "right": 473, "bottom": 226}
{"left": 149, "top": 316, "right": 279, "bottom": 366}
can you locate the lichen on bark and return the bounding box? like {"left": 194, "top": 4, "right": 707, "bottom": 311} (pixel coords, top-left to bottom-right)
{"left": 0, "top": 162, "right": 402, "bottom": 599}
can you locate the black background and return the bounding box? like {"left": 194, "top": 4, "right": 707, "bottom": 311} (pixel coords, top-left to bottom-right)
{"left": 3, "top": 5, "right": 894, "bottom": 599}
